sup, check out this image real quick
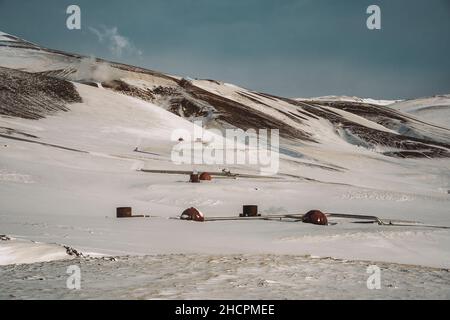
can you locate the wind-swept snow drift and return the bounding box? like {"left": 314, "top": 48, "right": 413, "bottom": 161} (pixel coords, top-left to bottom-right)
{"left": 389, "top": 95, "right": 450, "bottom": 129}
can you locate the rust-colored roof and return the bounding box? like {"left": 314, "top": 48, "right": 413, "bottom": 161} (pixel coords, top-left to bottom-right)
{"left": 199, "top": 172, "right": 212, "bottom": 181}
{"left": 302, "top": 210, "right": 328, "bottom": 225}
{"left": 180, "top": 207, "right": 205, "bottom": 222}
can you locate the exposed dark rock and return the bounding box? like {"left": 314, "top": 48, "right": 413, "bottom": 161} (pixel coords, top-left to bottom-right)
{"left": 177, "top": 79, "right": 316, "bottom": 142}
{"left": 0, "top": 235, "right": 11, "bottom": 241}
{"left": 64, "top": 246, "right": 83, "bottom": 257}
{"left": 236, "top": 91, "right": 274, "bottom": 108}
{"left": 101, "top": 79, "right": 154, "bottom": 101}
{"left": 151, "top": 85, "right": 178, "bottom": 96}
{"left": 285, "top": 98, "right": 450, "bottom": 158}
{"left": 0, "top": 67, "right": 81, "bottom": 119}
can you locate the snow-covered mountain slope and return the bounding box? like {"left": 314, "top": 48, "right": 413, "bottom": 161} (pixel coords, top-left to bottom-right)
{"left": 388, "top": 95, "right": 450, "bottom": 129}
{"left": 1, "top": 31, "right": 450, "bottom": 159}
{"left": 295, "top": 95, "right": 400, "bottom": 106}
{"left": 1, "top": 31, "right": 450, "bottom": 269}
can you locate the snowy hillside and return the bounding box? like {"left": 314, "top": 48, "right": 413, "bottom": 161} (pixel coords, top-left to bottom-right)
{"left": 295, "top": 95, "right": 400, "bottom": 106}
{"left": 1, "top": 31, "right": 450, "bottom": 298}
{"left": 389, "top": 95, "right": 450, "bottom": 129}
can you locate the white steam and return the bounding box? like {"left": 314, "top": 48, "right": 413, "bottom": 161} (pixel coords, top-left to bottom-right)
{"left": 89, "top": 26, "right": 142, "bottom": 58}
{"left": 73, "top": 56, "right": 121, "bottom": 83}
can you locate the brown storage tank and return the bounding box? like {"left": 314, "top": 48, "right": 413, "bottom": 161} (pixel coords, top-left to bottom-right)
{"left": 117, "top": 207, "right": 132, "bottom": 218}
{"left": 240, "top": 205, "right": 260, "bottom": 217}
{"left": 190, "top": 173, "right": 200, "bottom": 183}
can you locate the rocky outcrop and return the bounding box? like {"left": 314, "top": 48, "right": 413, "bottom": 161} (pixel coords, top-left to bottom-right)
{"left": 0, "top": 67, "right": 81, "bottom": 119}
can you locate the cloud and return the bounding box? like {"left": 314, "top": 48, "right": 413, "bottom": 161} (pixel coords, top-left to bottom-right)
{"left": 89, "top": 26, "right": 142, "bottom": 58}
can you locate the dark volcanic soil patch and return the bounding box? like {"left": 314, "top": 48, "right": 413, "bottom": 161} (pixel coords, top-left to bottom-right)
{"left": 0, "top": 67, "right": 81, "bottom": 119}
{"left": 177, "top": 79, "right": 315, "bottom": 142}
{"left": 166, "top": 96, "right": 211, "bottom": 118}
{"left": 102, "top": 80, "right": 155, "bottom": 102}
{"left": 150, "top": 85, "right": 211, "bottom": 118}
{"left": 236, "top": 91, "right": 274, "bottom": 108}
{"left": 285, "top": 98, "right": 450, "bottom": 158}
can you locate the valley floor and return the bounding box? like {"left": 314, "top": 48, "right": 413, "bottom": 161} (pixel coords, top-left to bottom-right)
{"left": 1, "top": 254, "right": 449, "bottom": 300}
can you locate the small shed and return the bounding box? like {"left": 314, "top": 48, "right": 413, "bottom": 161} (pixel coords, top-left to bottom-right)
{"left": 117, "top": 207, "right": 132, "bottom": 218}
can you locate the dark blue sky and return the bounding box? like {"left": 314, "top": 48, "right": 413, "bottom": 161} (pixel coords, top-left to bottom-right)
{"left": 1, "top": 0, "right": 449, "bottom": 99}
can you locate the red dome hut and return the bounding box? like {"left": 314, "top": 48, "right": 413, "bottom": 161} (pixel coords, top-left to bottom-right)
{"left": 199, "top": 172, "right": 212, "bottom": 181}
{"left": 302, "top": 210, "right": 328, "bottom": 225}
{"left": 180, "top": 207, "right": 205, "bottom": 222}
